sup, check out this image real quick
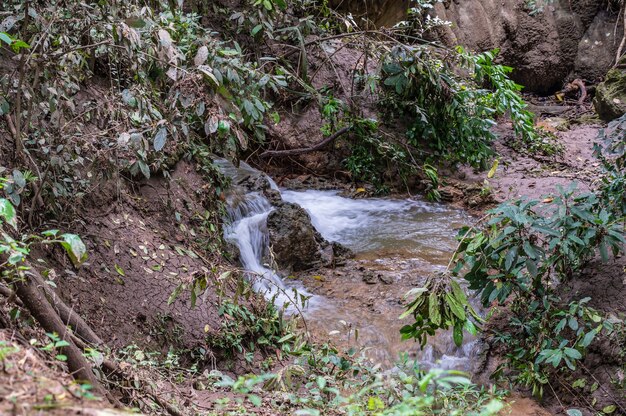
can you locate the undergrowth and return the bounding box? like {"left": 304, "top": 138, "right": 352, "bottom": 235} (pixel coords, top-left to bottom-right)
{"left": 402, "top": 118, "right": 626, "bottom": 411}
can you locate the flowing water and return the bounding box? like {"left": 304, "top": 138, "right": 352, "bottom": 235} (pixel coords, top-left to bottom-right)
{"left": 217, "top": 159, "right": 479, "bottom": 371}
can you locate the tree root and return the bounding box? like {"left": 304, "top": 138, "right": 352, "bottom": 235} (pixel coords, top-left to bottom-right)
{"left": 259, "top": 126, "right": 352, "bottom": 158}
{"left": 14, "top": 273, "right": 110, "bottom": 397}
{"left": 39, "top": 277, "right": 104, "bottom": 346}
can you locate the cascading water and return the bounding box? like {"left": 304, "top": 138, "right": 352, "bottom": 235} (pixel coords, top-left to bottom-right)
{"left": 217, "top": 159, "right": 312, "bottom": 308}
{"left": 216, "top": 159, "right": 479, "bottom": 371}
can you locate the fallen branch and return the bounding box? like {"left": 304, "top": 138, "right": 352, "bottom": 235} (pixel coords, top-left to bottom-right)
{"left": 259, "top": 126, "right": 352, "bottom": 159}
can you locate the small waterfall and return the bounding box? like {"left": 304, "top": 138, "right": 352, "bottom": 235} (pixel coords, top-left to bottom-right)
{"left": 217, "top": 159, "right": 308, "bottom": 309}
{"left": 215, "top": 158, "right": 479, "bottom": 371}
{"left": 223, "top": 192, "right": 294, "bottom": 306}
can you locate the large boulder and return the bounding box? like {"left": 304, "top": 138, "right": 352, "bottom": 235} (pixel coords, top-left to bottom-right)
{"left": 267, "top": 202, "right": 326, "bottom": 271}
{"left": 594, "top": 57, "right": 626, "bottom": 121}
{"left": 266, "top": 202, "right": 353, "bottom": 271}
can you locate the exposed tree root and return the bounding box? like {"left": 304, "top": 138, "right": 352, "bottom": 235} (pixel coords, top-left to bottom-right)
{"left": 259, "top": 126, "right": 352, "bottom": 158}
{"left": 11, "top": 269, "right": 117, "bottom": 405}
{"left": 39, "top": 278, "right": 104, "bottom": 346}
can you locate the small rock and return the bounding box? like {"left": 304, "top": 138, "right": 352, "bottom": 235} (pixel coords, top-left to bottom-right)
{"left": 362, "top": 271, "right": 377, "bottom": 284}
{"left": 379, "top": 274, "right": 394, "bottom": 285}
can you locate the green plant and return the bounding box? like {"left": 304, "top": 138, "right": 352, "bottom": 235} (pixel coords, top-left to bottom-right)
{"left": 453, "top": 184, "right": 624, "bottom": 306}
{"left": 400, "top": 276, "right": 481, "bottom": 348}
{"left": 208, "top": 299, "right": 294, "bottom": 356}
{"left": 40, "top": 332, "right": 71, "bottom": 362}
{"left": 211, "top": 344, "right": 506, "bottom": 415}
{"left": 0, "top": 340, "right": 19, "bottom": 371}
{"left": 595, "top": 112, "right": 626, "bottom": 215}
{"left": 380, "top": 47, "right": 555, "bottom": 170}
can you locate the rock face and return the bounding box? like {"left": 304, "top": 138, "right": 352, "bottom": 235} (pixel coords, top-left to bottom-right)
{"left": 327, "top": 0, "right": 619, "bottom": 93}
{"left": 329, "top": 0, "right": 409, "bottom": 27}
{"left": 266, "top": 201, "right": 352, "bottom": 271}
{"left": 429, "top": 0, "right": 621, "bottom": 93}
{"left": 594, "top": 56, "right": 626, "bottom": 121}
{"left": 435, "top": 0, "right": 622, "bottom": 93}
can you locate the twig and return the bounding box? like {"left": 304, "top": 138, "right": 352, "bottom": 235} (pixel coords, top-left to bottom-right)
{"left": 616, "top": 2, "right": 626, "bottom": 65}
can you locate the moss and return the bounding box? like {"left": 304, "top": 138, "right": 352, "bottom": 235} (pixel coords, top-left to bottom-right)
{"left": 594, "top": 62, "right": 626, "bottom": 121}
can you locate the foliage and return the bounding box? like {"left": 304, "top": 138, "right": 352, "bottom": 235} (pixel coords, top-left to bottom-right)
{"left": 380, "top": 47, "right": 555, "bottom": 169}
{"left": 210, "top": 344, "right": 506, "bottom": 415}
{"left": 524, "top": 0, "right": 554, "bottom": 15}
{"left": 0, "top": 1, "right": 285, "bottom": 222}
{"left": 40, "top": 332, "right": 71, "bottom": 362}
{"left": 453, "top": 184, "right": 624, "bottom": 307}
{"left": 401, "top": 177, "right": 626, "bottom": 397}
{"left": 491, "top": 297, "right": 621, "bottom": 398}
{"left": 595, "top": 112, "right": 626, "bottom": 215}
{"left": 208, "top": 299, "right": 293, "bottom": 359}
{"left": 400, "top": 275, "right": 481, "bottom": 349}
{"left": 1, "top": 192, "right": 86, "bottom": 277}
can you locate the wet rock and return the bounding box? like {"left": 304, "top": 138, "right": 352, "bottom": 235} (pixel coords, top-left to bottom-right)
{"left": 266, "top": 202, "right": 325, "bottom": 271}
{"left": 594, "top": 56, "right": 626, "bottom": 121}
{"left": 236, "top": 173, "right": 271, "bottom": 192}
{"left": 263, "top": 188, "right": 283, "bottom": 206}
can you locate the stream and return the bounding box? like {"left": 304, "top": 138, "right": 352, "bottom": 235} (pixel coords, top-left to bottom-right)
{"left": 217, "top": 159, "right": 480, "bottom": 371}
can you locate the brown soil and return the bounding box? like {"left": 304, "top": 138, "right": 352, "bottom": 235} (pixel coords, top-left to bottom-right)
{"left": 0, "top": 330, "right": 125, "bottom": 415}
{"left": 446, "top": 121, "right": 602, "bottom": 209}
{"left": 442, "top": 120, "right": 626, "bottom": 416}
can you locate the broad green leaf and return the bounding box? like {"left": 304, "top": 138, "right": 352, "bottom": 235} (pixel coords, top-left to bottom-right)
{"left": 453, "top": 323, "right": 463, "bottom": 347}
{"left": 602, "top": 405, "right": 616, "bottom": 414}
{"left": 0, "top": 198, "right": 17, "bottom": 229}
{"left": 60, "top": 234, "right": 87, "bottom": 266}
{"left": 445, "top": 293, "right": 466, "bottom": 320}
{"left": 428, "top": 291, "right": 441, "bottom": 326}
{"left": 0, "top": 32, "right": 12, "bottom": 45}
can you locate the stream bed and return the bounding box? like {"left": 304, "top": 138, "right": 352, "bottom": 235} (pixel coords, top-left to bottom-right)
{"left": 218, "top": 159, "right": 480, "bottom": 371}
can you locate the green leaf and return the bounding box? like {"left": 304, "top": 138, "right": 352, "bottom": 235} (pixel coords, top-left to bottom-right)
{"left": 0, "top": 32, "right": 13, "bottom": 45}
{"left": 602, "top": 405, "right": 616, "bottom": 414}
{"left": 0, "top": 96, "right": 9, "bottom": 116}
{"left": 428, "top": 291, "right": 441, "bottom": 326}
{"left": 251, "top": 24, "right": 263, "bottom": 36}
{"left": 0, "top": 198, "right": 17, "bottom": 229}
{"left": 564, "top": 347, "right": 582, "bottom": 360}
{"left": 59, "top": 234, "right": 87, "bottom": 267}
{"left": 248, "top": 394, "right": 262, "bottom": 407}
{"left": 579, "top": 330, "right": 596, "bottom": 348}
{"left": 114, "top": 264, "right": 125, "bottom": 276}
{"left": 153, "top": 127, "right": 167, "bottom": 151}
{"left": 453, "top": 323, "right": 463, "bottom": 347}
{"left": 445, "top": 293, "right": 466, "bottom": 320}
{"left": 566, "top": 409, "right": 583, "bottom": 416}
{"left": 449, "top": 279, "right": 468, "bottom": 305}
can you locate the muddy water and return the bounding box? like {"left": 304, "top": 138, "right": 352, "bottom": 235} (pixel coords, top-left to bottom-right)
{"left": 282, "top": 190, "right": 478, "bottom": 369}
{"left": 217, "top": 159, "right": 479, "bottom": 371}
